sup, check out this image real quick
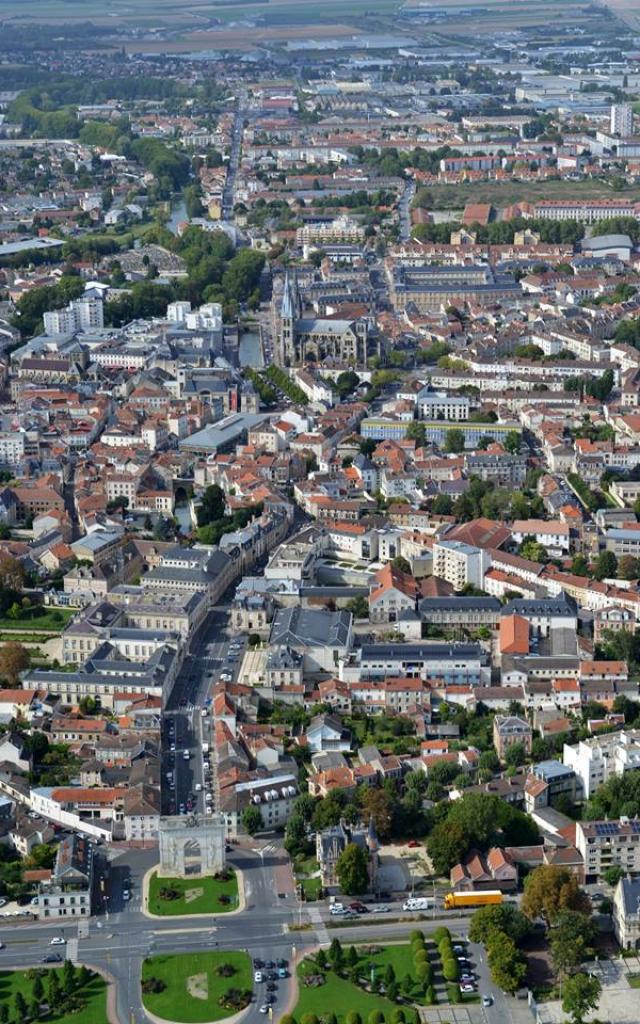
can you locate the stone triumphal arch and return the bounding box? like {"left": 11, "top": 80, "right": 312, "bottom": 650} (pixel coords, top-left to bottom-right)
{"left": 158, "top": 814, "right": 226, "bottom": 877}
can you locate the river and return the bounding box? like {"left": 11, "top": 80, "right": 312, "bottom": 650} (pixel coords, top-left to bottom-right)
{"left": 167, "top": 197, "right": 188, "bottom": 235}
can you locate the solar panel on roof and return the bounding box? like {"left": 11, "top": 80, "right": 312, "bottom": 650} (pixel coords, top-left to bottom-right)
{"left": 595, "top": 822, "right": 618, "bottom": 836}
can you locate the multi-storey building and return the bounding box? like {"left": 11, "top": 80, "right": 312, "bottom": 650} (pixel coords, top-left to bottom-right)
{"left": 577, "top": 818, "right": 640, "bottom": 883}
{"left": 563, "top": 730, "right": 640, "bottom": 799}
{"left": 432, "top": 539, "right": 488, "bottom": 590}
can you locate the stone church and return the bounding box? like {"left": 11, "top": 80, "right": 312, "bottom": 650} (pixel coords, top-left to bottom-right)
{"left": 274, "top": 272, "right": 378, "bottom": 369}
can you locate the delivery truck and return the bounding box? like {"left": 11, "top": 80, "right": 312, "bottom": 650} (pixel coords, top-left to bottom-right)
{"left": 402, "top": 897, "right": 434, "bottom": 911}
{"left": 444, "top": 890, "right": 503, "bottom": 911}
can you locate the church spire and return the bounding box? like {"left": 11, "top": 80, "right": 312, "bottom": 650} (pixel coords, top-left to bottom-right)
{"left": 281, "top": 270, "right": 295, "bottom": 320}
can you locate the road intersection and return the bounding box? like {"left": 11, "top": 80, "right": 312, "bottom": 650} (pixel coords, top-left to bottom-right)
{"left": 0, "top": 841, "right": 522, "bottom": 1024}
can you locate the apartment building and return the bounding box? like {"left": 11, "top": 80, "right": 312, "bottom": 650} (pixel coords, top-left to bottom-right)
{"left": 219, "top": 770, "right": 298, "bottom": 837}
{"left": 432, "top": 539, "right": 489, "bottom": 590}
{"left": 563, "top": 730, "right": 640, "bottom": 799}
{"left": 43, "top": 296, "right": 104, "bottom": 336}
{"left": 347, "top": 641, "right": 489, "bottom": 685}
{"left": 577, "top": 817, "right": 640, "bottom": 883}
{"left": 606, "top": 526, "right": 640, "bottom": 558}
{"left": 0, "top": 431, "right": 25, "bottom": 467}
{"left": 35, "top": 834, "right": 93, "bottom": 920}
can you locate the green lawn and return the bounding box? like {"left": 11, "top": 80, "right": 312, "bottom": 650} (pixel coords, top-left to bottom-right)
{"left": 0, "top": 967, "right": 106, "bottom": 1023}
{"left": 296, "top": 956, "right": 398, "bottom": 1022}
{"left": 148, "top": 871, "right": 239, "bottom": 916}
{"left": 628, "top": 973, "right": 640, "bottom": 988}
{"left": 0, "top": 607, "right": 74, "bottom": 632}
{"left": 295, "top": 938, "right": 478, "bottom": 1017}
{"left": 141, "top": 951, "right": 252, "bottom": 1023}
{"left": 300, "top": 876, "right": 322, "bottom": 900}
{"left": 293, "top": 854, "right": 317, "bottom": 875}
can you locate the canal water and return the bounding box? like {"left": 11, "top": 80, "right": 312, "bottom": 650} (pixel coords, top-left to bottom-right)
{"left": 238, "top": 330, "right": 264, "bottom": 368}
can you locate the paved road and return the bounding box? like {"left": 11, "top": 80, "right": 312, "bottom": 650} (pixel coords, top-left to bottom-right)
{"left": 0, "top": 839, "right": 521, "bottom": 1024}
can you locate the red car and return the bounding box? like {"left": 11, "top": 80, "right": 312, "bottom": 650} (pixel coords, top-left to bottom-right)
{"left": 407, "top": 840, "right": 421, "bottom": 848}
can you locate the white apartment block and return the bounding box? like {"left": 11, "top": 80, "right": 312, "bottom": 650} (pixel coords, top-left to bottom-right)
{"left": 43, "top": 296, "right": 104, "bottom": 336}
{"left": 0, "top": 430, "right": 25, "bottom": 467}
{"left": 433, "top": 539, "right": 488, "bottom": 591}
{"left": 563, "top": 729, "right": 640, "bottom": 799}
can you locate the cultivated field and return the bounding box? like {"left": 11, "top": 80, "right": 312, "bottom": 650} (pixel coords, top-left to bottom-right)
{"left": 1, "top": 0, "right": 399, "bottom": 27}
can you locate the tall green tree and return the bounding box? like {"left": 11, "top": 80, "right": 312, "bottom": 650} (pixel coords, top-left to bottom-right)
{"left": 521, "top": 865, "right": 591, "bottom": 926}
{"left": 486, "top": 931, "right": 527, "bottom": 994}
{"left": 562, "top": 972, "right": 602, "bottom": 1024}
{"left": 549, "top": 911, "right": 595, "bottom": 977}
{"left": 468, "top": 904, "right": 530, "bottom": 945}
{"left": 336, "top": 843, "right": 369, "bottom": 895}
{"left": 444, "top": 428, "right": 465, "bottom": 453}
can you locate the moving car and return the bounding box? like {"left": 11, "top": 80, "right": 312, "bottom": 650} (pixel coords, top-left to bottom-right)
{"left": 50, "top": 937, "right": 66, "bottom": 945}
{"left": 482, "top": 996, "right": 493, "bottom": 1007}
{"left": 43, "top": 954, "right": 62, "bottom": 963}
{"left": 122, "top": 890, "right": 130, "bottom": 901}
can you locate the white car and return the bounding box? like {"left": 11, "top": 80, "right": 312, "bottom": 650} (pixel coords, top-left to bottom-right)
{"left": 259, "top": 1006, "right": 269, "bottom": 1014}
{"left": 482, "top": 996, "right": 493, "bottom": 1007}
{"left": 122, "top": 890, "right": 130, "bottom": 901}
{"left": 329, "top": 903, "right": 345, "bottom": 915}
{"left": 50, "top": 937, "right": 66, "bottom": 946}
{"left": 372, "top": 905, "right": 389, "bottom": 913}
{"left": 460, "top": 984, "right": 475, "bottom": 994}
{"left": 254, "top": 971, "right": 263, "bottom": 983}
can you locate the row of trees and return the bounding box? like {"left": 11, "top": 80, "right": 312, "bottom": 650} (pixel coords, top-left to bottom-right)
{"left": 0, "top": 961, "right": 94, "bottom": 1024}
{"left": 469, "top": 867, "right": 602, "bottom": 1023}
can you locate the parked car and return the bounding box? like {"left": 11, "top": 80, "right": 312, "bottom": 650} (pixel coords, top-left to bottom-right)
{"left": 254, "top": 971, "right": 263, "bottom": 983}
{"left": 460, "top": 984, "right": 475, "bottom": 994}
